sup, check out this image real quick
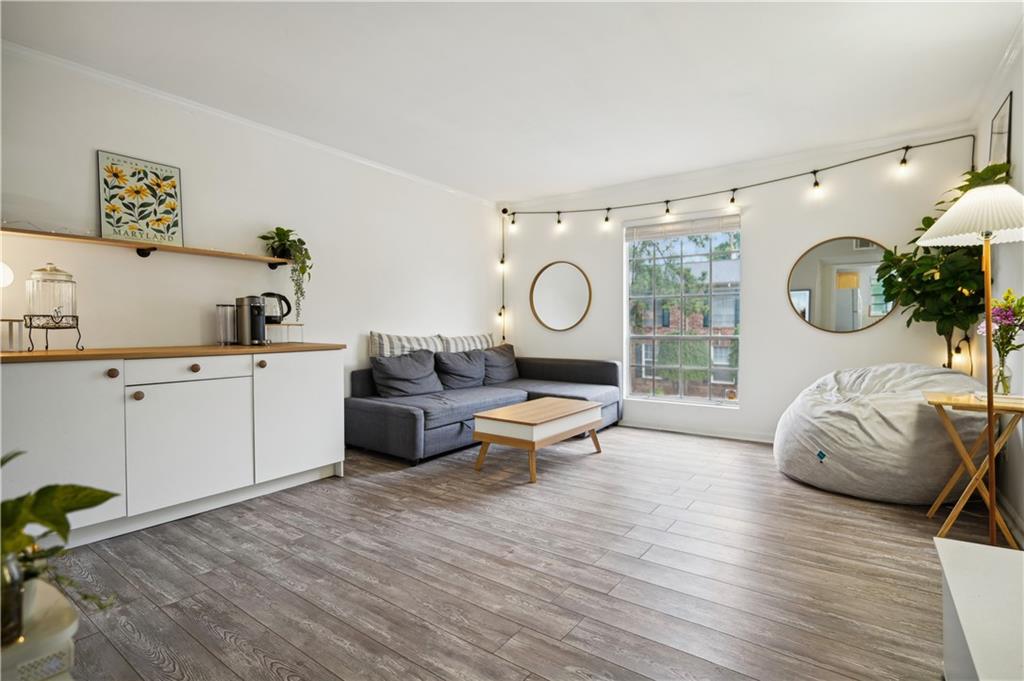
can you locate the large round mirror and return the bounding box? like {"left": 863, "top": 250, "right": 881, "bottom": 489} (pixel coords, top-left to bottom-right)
{"left": 530, "top": 261, "right": 592, "bottom": 331}
{"left": 787, "top": 237, "right": 894, "bottom": 333}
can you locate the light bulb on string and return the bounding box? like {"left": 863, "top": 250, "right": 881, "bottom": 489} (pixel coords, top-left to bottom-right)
{"left": 509, "top": 212, "right": 517, "bottom": 232}
{"left": 812, "top": 171, "right": 821, "bottom": 190}
{"left": 664, "top": 201, "right": 671, "bottom": 214}
{"left": 603, "top": 208, "right": 611, "bottom": 230}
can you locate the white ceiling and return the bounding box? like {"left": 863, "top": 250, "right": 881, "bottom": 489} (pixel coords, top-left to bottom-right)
{"left": 2, "top": 2, "right": 1020, "bottom": 202}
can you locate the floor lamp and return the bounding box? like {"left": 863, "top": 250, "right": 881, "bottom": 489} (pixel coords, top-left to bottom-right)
{"left": 918, "top": 183, "right": 1024, "bottom": 545}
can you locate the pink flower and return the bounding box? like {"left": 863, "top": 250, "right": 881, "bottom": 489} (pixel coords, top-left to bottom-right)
{"left": 976, "top": 320, "right": 993, "bottom": 336}
{"left": 992, "top": 306, "right": 1018, "bottom": 327}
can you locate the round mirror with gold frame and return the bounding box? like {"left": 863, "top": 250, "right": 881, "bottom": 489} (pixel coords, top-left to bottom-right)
{"left": 787, "top": 236, "right": 895, "bottom": 333}
{"left": 530, "top": 261, "right": 592, "bottom": 331}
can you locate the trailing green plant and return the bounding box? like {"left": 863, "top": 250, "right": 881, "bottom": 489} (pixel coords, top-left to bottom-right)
{"left": 1, "top": 451, "right": 118, "bottom": 606}
{"left": 259, "top": 227, "right": 313, "bottom": 320}
{"left": 876, "top": 163, "right": 1010, "bottom": 369}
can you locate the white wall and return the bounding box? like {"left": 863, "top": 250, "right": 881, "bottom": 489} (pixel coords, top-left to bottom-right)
{"left": 973, "top": 22, "right": 1024, "bottom": 533}
{"left": 1, "top": 45, "right": 500, "bottom": 389}
{"left": 505, "top": 128, "right": 976, "bottom": 442}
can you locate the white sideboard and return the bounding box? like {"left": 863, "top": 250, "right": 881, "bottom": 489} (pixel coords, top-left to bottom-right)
{"left": 1, "top": 343, "right": 345, "bottom": 544}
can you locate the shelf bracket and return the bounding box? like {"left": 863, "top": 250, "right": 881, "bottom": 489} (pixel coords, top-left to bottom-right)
{"left": 135, "top": 247, "right": 157, "bottom": 258}
{"left": 268, "top": 262, "right": 285, "bottom": 270}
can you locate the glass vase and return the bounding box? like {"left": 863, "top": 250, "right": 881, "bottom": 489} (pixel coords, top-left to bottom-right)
{"left": 993, "top": 362, "right": 1013, "bottom": 396}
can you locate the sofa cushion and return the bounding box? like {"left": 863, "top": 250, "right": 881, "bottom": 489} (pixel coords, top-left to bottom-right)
{"left": 369, "top": 331, "right": 444, "bottom": 357}
{"left": 484, "top": 344, "right": 519, "bottom": 385}
{"left": 441, "top": 333, "right": 493, "bottom": 353}
{"left": 494, "top": 378, "right": 620, "bottom": 407}
{"left": 374, "top": 386, "right": 527, "bottom": 430}
{"left": 436, "top": 349, "right": 486, "bottom": 390}
{"left": 371, "top": 350, "right": 444, "bottom": 397}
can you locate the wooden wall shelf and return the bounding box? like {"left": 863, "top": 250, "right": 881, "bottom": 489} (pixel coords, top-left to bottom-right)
{"left": 1, "top": 227, "right": 291, "bottom": 269}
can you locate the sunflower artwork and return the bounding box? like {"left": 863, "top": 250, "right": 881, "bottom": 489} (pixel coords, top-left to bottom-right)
{"left": 98, "top": 150, "right": 183, "bottom": 246}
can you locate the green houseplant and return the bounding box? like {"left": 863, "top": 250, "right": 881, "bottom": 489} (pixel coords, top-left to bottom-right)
{"left": 1, "top": 451, "right": 117, "bottom": 646}
{"left": 876, "top": 163, "right": 1011, "bottom": 369}
{"left": 259, "top": 227, "right": 313, "bottom": 320}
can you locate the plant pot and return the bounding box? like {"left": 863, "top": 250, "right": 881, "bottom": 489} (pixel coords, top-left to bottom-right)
{"left": 1, "top": 553, "right": 24, "bottom": 647}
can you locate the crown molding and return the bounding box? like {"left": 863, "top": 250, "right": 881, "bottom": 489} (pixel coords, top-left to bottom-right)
{"left": 2, "top": 41, "right": 496, "bottom": 208}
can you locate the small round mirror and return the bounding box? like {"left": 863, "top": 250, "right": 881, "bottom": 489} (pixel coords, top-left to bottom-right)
{"left": 530, "top": 261, "right": 592, "bottom": 331}
{"left": 787, "top": 237, "right": 894, "bottom": 333}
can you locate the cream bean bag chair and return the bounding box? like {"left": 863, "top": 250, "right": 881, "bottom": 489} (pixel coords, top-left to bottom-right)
{"left": 774, "top": 363, "right": 986, "bottom": 504}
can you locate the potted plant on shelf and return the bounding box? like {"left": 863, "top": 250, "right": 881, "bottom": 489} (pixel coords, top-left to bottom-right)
{"left": 979, "top": 289, "right": 1024, "bottom": 395}
{"left": 876, "top": 163, "right": 1011, "bottom": 369}
{"left": 259, "top": 227, "right": 313, "bottom": 321}
{"left": 1, "top": 451, "right": 117, "bottom": 647}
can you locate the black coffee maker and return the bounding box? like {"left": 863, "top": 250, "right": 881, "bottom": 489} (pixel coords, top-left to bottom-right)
{"left": 235, "top": 296, "right": 268, "bottom": 345}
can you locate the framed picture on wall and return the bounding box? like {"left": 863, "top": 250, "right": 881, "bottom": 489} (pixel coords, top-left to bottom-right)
{"left": 989, "top": 91, "right": 1012, "bottom": 166}
{"left": 789, "top": 289, "right": 811, "bottom": 322}
{"left": 98, "top": 150, "right": 183, "bottom": 246}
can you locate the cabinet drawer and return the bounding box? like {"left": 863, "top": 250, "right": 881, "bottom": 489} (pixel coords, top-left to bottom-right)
{"left": 125, "top": 354, "right": 252, "bottom": 385}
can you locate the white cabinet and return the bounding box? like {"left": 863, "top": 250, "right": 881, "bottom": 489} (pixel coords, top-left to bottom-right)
{"left": 253, "top": 350, "right": 344, "bottom": 483}
{"left": 0, "top": 360, "right": 127, "bottom": 527}
{"left": 125, "top": 376, "right": 254, "bottom": 515}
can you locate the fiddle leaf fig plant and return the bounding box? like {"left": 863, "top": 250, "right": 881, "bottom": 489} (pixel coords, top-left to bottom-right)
{"left": 259, "top": 226, "right": 313, "bottom": 320}
{"left": 876, "top": 163, "right": 1010, "bottom": 369}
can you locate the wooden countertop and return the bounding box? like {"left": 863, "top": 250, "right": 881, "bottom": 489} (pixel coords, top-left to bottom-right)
{"left": 0, "top": 342, "right": 346, "bottom": 364}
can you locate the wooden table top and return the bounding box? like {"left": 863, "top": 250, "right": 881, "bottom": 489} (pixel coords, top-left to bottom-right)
{"left": 474, "top": 396, "right": 603, "bottom": 425}
{"left": 922, "top": 391, "right": 1024, "bottom": 414}
{"left": 0, "top": 342, "right": 346, "bottom": 364}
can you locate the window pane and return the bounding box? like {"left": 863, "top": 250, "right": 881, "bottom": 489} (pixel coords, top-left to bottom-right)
{"left": 711, "top": 338, "right": 739, "bottom": 369}
{"left": 629, "top": 365, "right": 653, "bottom": 396}
{"left": 629, "top": 260, "right": 653, "bottom": 296}
{"left": 712, "top": 231, "right": 740, "bottom": 252}
{"left": 682, "top": 234, "right": 710, "bottom": 256}
{"left": 711, "top": 253, "right": 740, "bottom": 293}
{"left": 630, "top": 240, "right": 657, "bottom": 259}
{"left": 655, "top": 298, "right": 681, "bottom": 335}
{"left": 655, "top": 339, "right": 681, "bottom": 366}
{"left": 711, "top": 368, "right": 739, "bottom": 401}
{"left": 683, "top": 369, "right": 709, "bottom": 399}
{"left": 682, "top": 259, "right": 710, "bottom": 294}
{"left": 682, "top": 339, "right": 709, "bottom": 368}
{"left": 711, "top": 294, "right": 740, "bottom": 335}
{"left": 629, "top": 299, "right": 654, "bottom": 335}
{"left": 629, "top": 339, "right": 653, "bottom": 367}
{"left": 653, "top": 368, "right": 681, "bottom": 397}
{"left": 653, "top": 237, "right": 681, "bottom": 258}
{"left": 683, "top": 296, "right": 710, "bottom": 335}
{"left": 653, "top": 258, "right": 681, "bottom": 296}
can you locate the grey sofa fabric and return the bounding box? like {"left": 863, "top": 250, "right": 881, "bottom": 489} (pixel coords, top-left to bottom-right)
{"left": 484, "top": 344, "right": 519, "bottom": 384}
{"left": 368, "top": 386, "right": 526, "bottom": 430}
{"left": 371, "top": 349, "right": 444, "bottom": 397}
{"left": 494, "top": 378, "right": 619, "bottom": 409}
{"left": 435, "top": 350, "right": 486, "bottom": 390}
{"left": 345, "top": 356, "right": 622, "bottom": 462}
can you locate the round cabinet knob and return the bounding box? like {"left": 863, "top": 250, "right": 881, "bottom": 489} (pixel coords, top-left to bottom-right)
{"left": 106, "top": 368, "right": 120, "bottom": 379}
{"left": 256, "top": 360, "right": 268, "bottom": 368}
{"left": 190, "top": 363, "right": 201, "bottom": 373}
{"left": 132, "top": 391, "right": 145, "bottom": 401}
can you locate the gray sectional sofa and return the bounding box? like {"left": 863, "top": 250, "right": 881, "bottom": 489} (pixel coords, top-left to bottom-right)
{"left": 345, "top": 356, "right": 622, "bottom": 463}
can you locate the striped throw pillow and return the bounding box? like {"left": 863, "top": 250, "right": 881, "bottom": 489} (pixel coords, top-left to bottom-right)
{"left": 369, "top": 331, "right": 445, "bottom": 358}
{"left": 441, "top": 333, "right": 494, "bottom": 353}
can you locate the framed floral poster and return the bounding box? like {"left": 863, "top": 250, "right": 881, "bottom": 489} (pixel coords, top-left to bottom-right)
{"left": 98, "top": 150, "right": 183, "bottom": 246}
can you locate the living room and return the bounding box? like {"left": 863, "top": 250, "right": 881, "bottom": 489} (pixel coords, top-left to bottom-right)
{"left": 1, "top": 3, "right": 1022, "bottom": 680}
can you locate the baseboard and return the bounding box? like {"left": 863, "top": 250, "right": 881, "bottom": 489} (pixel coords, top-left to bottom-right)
{"left": 618, "top": 419, "right": 774, "bottom": 445}
{"left": 67, "top": 464, "right": 337, "bottom": 547}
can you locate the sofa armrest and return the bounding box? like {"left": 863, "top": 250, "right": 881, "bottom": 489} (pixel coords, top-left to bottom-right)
{"left": 515, "top": 357, "right": 622, "bottom": 388}
{"left": 344, "top": 397, "right": 424, "bottom": 461}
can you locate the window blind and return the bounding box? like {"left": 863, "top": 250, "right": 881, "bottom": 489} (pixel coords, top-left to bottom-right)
{"left": 625, "top": 213, "right": 740, "bottom": 242}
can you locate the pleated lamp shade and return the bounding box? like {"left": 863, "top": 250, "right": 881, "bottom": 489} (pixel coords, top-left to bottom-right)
{"left": 917, "top": 184, "right": 1024, "bottom": 246}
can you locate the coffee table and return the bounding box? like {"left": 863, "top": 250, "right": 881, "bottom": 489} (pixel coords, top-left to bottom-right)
{"left": 473, "top": 397, "right": 603, "bottom": 483}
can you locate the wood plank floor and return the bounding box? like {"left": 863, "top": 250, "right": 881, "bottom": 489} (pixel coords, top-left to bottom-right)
{"left": 57, "top": 426, "right": 996, "bottom": 681}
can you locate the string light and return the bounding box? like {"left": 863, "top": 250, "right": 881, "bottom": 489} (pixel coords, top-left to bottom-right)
{"left": 500, "top": 133, "right": 974, "bottom": 223}
{"left": 604, "top": 208, "right": 611, "bottom": 224}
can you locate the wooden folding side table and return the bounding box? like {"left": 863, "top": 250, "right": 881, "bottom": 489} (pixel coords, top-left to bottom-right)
{"left": 924, "top": 391, "right": 1022, "bottom": 549}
